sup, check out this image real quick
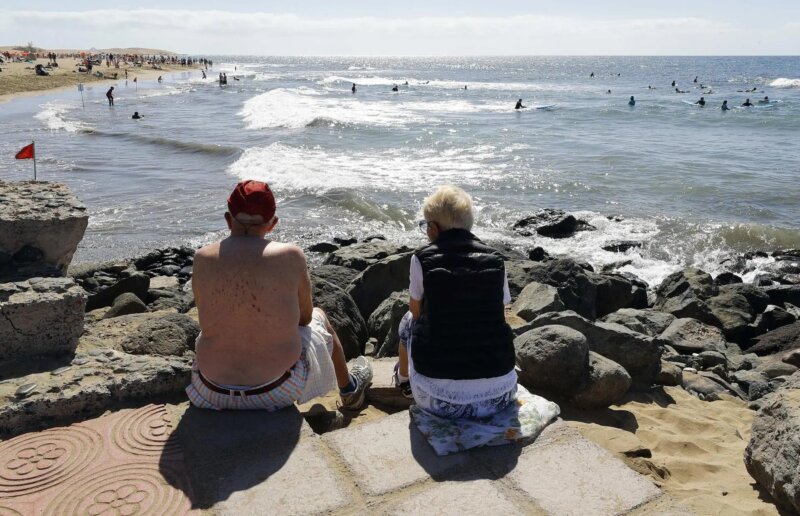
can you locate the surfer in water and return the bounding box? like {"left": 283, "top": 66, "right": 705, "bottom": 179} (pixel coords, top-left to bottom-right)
{"left": 391, "top": 84, "right": 399, "bottom": 92}
{"left": 694, "top": 76, "right": 698, "bottom": 83}
{"left": 202, "top": 70, "right": 206, "bottom": 79}
{"left": 132, "top": 111, "right": 142, "bottom": 119}
{"left": 742, "top": 98, "right": 753, "bottom": 107}
{"left": 514, "top": 99, "right": 526, "bottom": 109}
{"left": 106, "top": 86, "right": 114, "bottom": 106}
{"left": 352, "top": 83, "right": 356, "bottom": 94}
{"left": 671, "top": 80, "right": 676, "bottom": 87}
{"left": 695, "top": 96, "right": 706, "bottom": 107}
{"left": 675, "top": 87, "right": 688, "bottom": 93}
{"left": 721, "top": 100, "right": 730, "bottom": 111}
{"left": 758, "top": 96, "right": 770, "bottom": 104}
{"left": 628, "top": 96, "right": 635, "bottom": 106}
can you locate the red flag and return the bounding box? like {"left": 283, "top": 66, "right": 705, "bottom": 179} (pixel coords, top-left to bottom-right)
{"left": 15, "top": 143, "right": 35, "bottom": 160}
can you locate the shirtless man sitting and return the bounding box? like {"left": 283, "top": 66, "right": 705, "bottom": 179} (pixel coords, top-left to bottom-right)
{"left": 186, "top": 180, "right": 372, "bottom": 411}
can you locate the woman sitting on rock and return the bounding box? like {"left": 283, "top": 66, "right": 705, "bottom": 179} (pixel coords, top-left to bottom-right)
{"left": 394, "top": 185, "right": 518, "bottom": 419}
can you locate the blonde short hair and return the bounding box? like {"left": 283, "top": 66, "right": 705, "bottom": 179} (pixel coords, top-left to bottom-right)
{"left": 423, "top": 185, "right": 474, "bottom": 231}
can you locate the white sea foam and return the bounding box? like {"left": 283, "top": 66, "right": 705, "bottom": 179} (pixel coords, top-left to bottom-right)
{"left": 320, "top": 75, "right": 574, "bottom": 91}
{"left": 240, "top": 88, "right": 526, "bottom": 129}
{"left": 34, "top": 102, "right": 91, "bottom": 133}
{"left": 228, "top": 142, "right": 512, "bottom": 192}
{"left": 769, "top": 78, "right": 800, "bottom": 88}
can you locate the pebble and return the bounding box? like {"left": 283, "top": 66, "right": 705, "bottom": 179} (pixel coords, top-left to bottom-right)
{"left": 15, "top": 383, "right": 37, "bottom": 397}
{"left": 95, "top": 356, "right": 110, "bottom": 363}
{"left": 72, "top": 358, "right": 90, "bottom": 366}
{"left": 51, "top": 366, "right": 72, "bottom": 376}
{"left": 683, "top": 367, "right": 698, "bottom": 373}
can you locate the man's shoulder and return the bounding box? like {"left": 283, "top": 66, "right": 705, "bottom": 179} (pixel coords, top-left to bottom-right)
{"left": 267, "top": 240, "right": 305, "bottom": 258}
{"left": 195, "top": 242, "right": 221, "bottom": 261}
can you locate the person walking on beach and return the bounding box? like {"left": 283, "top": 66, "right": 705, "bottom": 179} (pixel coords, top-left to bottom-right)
{"left": 185, "top": 180, "right": 373, "bottom": 411}
{"left": 106, "top": 86, "right": 114, "bottom": 106}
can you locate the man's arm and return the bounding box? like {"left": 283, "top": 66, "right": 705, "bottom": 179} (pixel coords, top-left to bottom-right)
{"left": 294, "top": 247, "right": 314, "bottom": 326}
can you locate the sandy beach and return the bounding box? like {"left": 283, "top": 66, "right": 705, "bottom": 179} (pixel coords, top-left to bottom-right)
{"left": 564, "top": 386, "right": 778, "bottom": 515}
{"left": 0, "top": 48, "right": 198, "bottom": 102}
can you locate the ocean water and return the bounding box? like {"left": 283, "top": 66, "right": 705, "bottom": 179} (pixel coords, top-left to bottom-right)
{"left": 1, "top": 56, "right": 799, "bottom": 287}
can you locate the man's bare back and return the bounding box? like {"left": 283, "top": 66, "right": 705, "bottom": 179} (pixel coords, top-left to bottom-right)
{"left": 192, "top": 236, "right": 313, "bottom": 386}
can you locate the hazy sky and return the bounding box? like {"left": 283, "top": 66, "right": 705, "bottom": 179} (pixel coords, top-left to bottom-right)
{"left": 2, "top": 1, "right": 798, "bottom": 55}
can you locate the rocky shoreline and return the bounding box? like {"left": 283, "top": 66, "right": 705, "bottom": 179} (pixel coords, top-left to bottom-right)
{"left": 2, "top": 182, "right": 799, "bottom": 512}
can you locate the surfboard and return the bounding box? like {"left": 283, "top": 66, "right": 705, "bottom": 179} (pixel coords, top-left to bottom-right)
{"left": 681, "top": 100, "right": 704, "bottom": 106}
{"left": 533, "top": 104, "right": 557, "bottom": 110}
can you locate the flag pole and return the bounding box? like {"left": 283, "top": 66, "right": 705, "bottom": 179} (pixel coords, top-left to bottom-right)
{"left": 32, "top": 141, "right": 37, "bottom": 181}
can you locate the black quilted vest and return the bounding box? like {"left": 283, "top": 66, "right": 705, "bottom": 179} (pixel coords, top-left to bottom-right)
{"left": 411, "top": 229, "right": 515, "bottom": 379}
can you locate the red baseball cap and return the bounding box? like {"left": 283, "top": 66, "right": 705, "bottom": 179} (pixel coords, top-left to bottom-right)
{"left": 227, "top": 180, "right": 276, "bottom": 223}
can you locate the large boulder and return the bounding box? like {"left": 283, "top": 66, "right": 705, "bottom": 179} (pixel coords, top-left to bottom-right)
{"left": 312, "top": 276, "right": 368, "bottom": 359}
{"left": 748, "top": 322, "right": 800, "bottom": 356}
{"left": 311, "top": 265, "right": 360, "bottom": 291}
{"left": 719, "top": 284, "right": 771, "bottom": 314}
{"left": 346, "top": 252, "right": 412, "bottom": 321}
{"left": 367, "top": 290, "right": 409, "bottom": 357}
{"left": 600, "top": 308, "right": 675, "bottom": 337}
{"left": 706, "top": 291, "right": 755, "bottom": 342}
{"left": 514, "top": 325, "right": 590, "bottom": 396}
{"left": 659, "top": 318, "right": 730, "bottom": 354}
{"left": 121, "top": 313, "right": 199, "bottom": 356}
{"left": 592, "top": 273, "right": 637, "bottom": 318}
{"left": 512, "top": 208, "right": 595, "bottom": 239}
{"left": 571, "top": 352, "right": 632, "bottom": 408}
{"left": 654, "top": 268, "right": 720, "bottom": 326}
{"left": 0, "top": 182, "right": 88, "bottom": 281}
{"left": 85, "top": 270, "right": 150, "bottom": 311}
{"left": 762, "top": 285, "right": 800, "bottom": 307}
{"left": 526, "top": 311, "right": 662, "bottom": 385}
{"left": 525, "top": 259, "right": 598, "bottom": 319}
{"left": 744, "top": 373, "right": 800, "bottom": 513}
{"left": 103, "top": 292, "right": 148, "bottom": 319}
{"left": 323, "top": 241, "right": 410, "bottom": 271}
{"left": 0, "top": 277, "right": 86, "bottom": 360}
{"left": 504, "top": 260, "right": 546, "bottom": 300}
{"left": 511, "top": 282, "right": 564, "bottom": 321}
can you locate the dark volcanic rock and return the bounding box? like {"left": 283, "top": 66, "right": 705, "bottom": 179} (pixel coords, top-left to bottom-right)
{"left": 85, "top": 271, "right": 150, "bottom": 311}
{"left": 323, "top": 241, "right": 411, "bottom": 272}
{"left": 527, "top": 246, "right": 550, "bottom": 262}
{"left": 744, "top": 373, "right": 800, "bottom": 513}
{"left": 312, "top": 277, "right": 368, "bottom": 359}
{"left": 706, "top": 291, "right": 755, "bottom": 342}
{"left": 121, "top": 313, "right": 199, "bottom": 356}
{"left": 600, "top": 309, "right": 675, "bottom": 337}
{"left": 312, "top": 265, "right": 360, "bottom": 291}
{"left": 525, "top": 259, "right": 598, "bottom": 319}
{"left": 515, "top": 325, "right": 590, "bottom": 396}
{"left": 367, "top": 290, "right": 409, "bottom": 357}
{"left": 748, "top": 322, "right": 800, "bottom": 357}
{"left": 512, "top": 209, "right": 595, "bottom": 239}
{"left": 512, "top": 282, "right": 564, "bottom": 322}
{"left": 504, "top": 260, "right": 545, "bottom": 300}
{"left": 714, "top": 272, "right": 743, "bottom": 286}
{"left": 719, "top": 284, "right": 771, "bottom": 314}
{"left": 104, "top": 292, "right": 148, "bottom": 319}
{"left": 659, "top": 318, "right": 730, "bottom": 354}
{"left": 308, "top": 242, "right": 339, "bottom": 254}
{"left": 762, "top": 285, "right": 800, "bottom": 307}
{"left": 571, "top": 352, "right": 632, "bottom": 408}
{"left": 347, "top": 252, "right": 413, "bottom": 321}
{"left": 593, "top": 273, "right": 637, "bottom": 318}
{"left": 601, "top": 241, "right": 642, "bottom": 253}
{"left": 526, "top": 311, "right": 662, "bottom": 385}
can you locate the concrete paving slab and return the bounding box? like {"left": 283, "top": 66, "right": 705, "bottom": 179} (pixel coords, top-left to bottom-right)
{"left": 322, "top": 410, "right": 472, "bottom": 495}
{"left": 381, "top": 479, "right": 537, "bottom": 516}
{"left": 507, "top": 433, "right": 663, "bottom": 515}
{"left": 211, "top": 439, "right": 352, "bottom": 516}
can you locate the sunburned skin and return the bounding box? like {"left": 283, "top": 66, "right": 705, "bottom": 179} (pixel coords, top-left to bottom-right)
{"left": 192, "top": 235, "right": 312, "bottom": 386}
